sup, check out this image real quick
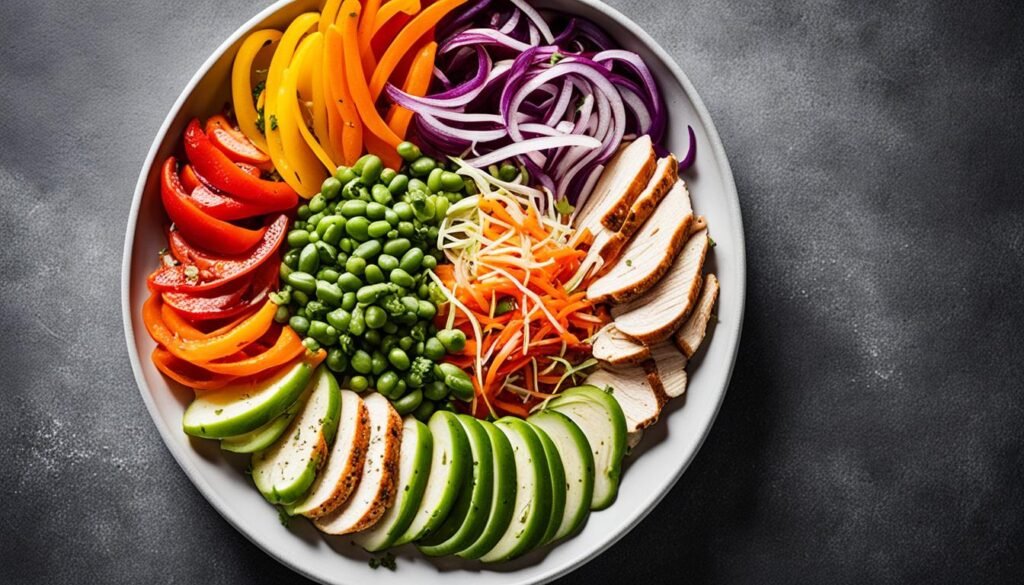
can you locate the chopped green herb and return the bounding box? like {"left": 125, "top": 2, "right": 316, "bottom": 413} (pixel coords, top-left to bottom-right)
{"left": 549, "top": 51, "right": 565, "bottom": 65}
{"left": 213, "top": 408, "right": 223, "bottom": 416}
{"left": 554, "top": 197, "right": 574, "bottom": 216}
{"left": 255, "top": 107, "right": 266, "bottom": 134}
{"left": 252, "top": 80, "right": 266, "bottom": 104}
{"left": 625, "top": 259, "right": 632, "bottom": 267}
{"left": 277, "top": 507, "right": 290, "bottom": 527}
{"left": 708, "top": 236, "right": 716, "bottom": 248}
{"left": 184, "top": 265, "right": 200, "bottom": 283}
{"left": 269, "top": 114, "right": 278, "bottom": 131}
{"left": 369, "top": 552, "right": 396, "bottom": 570}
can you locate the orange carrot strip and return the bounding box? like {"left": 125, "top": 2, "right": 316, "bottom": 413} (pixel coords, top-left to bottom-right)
{"left": 358, "top": 0, "right": 382, "bottom": 74}
{"left": 373, "top": 0, "right": 421, "bottom": 35}
{"left": 325, "top": 25, "right": 363, "bottom": 165}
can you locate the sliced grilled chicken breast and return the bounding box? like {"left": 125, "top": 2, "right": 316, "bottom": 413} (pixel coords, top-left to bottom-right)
{"left": 611, "top": 229, "right": 709, "bottom": 343}
{"left": 314, "top": 394, "right": 402, "bottom": 535}
{"left": 586, "top": 182, "right": 693, "bottom": 304}
{"left": 585, "top": 364, "right": 668, "bottom": 434}
{"left": 600, "top": 156, "right": 678, "bottom": 262}
{"left": 675, "top": 273, "right": 720, "bottom": 358}
{"left": 592, "top": 324, "right": 650, "bottom": 366}
{"left": 573, "top": 136, "right": 656, "bottom": 240}
{"left": 287, "top": 390, "right": 370, "bottom": 518}
{"left": 649, "top": 343, "right": 688, "bottom": 399}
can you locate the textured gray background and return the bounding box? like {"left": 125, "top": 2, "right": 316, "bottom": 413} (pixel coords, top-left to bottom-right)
{"left": 2, "top": 0, "right": 1023, "bottom": 583}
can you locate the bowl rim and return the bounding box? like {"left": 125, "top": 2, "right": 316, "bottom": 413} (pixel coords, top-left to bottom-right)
{"left": 120, "top": 1, "right": 746, "bottom": 583}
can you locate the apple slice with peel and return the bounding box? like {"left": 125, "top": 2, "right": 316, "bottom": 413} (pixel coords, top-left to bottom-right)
{"left": 353, "top": 416, "right": 433, "bottom": 552}
{"left": 220, "top": 397, "right": 302, "bottom": 454}
{"left": 182, "top": 359, "right": 314, "bottom": 439}
{"left": 418, "top": 415, "right": 495, "bottom": 557}
{"left": 314, "top": 393, "right": 402, "bottom": 535}
{"left": 251, "top": 366, "right": 341, "bottom": 505}
{"left": 531, "top": 421, "right": 567, "bottom": 546}
{"left": 392, "top": 411, "right": 471, "bottom": 545}
{"left": 546, "top": 385, "right": 627, "bottom": 510}
{"left": 479, "top": 417, "right": 553, "bottom": 563}
{"left": 455, "top": 419, "right": 517, "bottom": 560}
{"left": 285, "top": 390, "right": 370, "bottom": 518}
{"left": 528, "top": 410, "right": 595, "bottom": 541}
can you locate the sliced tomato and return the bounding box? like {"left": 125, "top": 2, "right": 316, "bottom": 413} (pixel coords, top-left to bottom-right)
{"left": 235, "top": 162, "right": 262, "bottom": 177}
{"left": 162, "top": 258, "right": 278, "bottom": 321}
{"left": 149, "top": 213, "right": 288, "bottom": 293}
{"left": 181, "top": 164, "right": 202, "bottom": 192}
{"left": 190, "top": 183, "right": 282, "bottom": 221}
{"left": 205, "top": 115, "right": 273, "bottom": 170}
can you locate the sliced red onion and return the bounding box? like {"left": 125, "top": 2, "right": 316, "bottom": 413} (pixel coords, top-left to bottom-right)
{"left": 679, "top": 125, "right": 697, "bottom": 172}
{"left": 442, "top": 28, "right": 533, "bottom": 54}
{"left": 465, "top": 134, "right": 601, "bottom": 169}
{"left": 510, "top": 0, "right": 554, "bottom": 43}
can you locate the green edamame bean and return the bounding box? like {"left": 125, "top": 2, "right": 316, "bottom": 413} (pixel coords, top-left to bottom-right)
{"left": 440, "top": 171, "right": 464, "bottom": 192}
{"left": 296, "top": 204, "right": 311, "bottom": 220}
{"left": 357, "top": 283, "right": 388, "bottom": 304}
{"left": 298, "top": 244, "right": 320, "bottom": 274}
{"left": 315, "top": 241, "right": 338, "bottom": 265}
{"left": 434, "top": 195, "right": 450, "bottom": 219}
{"left": 303, "top": 337, "right": 321, "bottom": 352}
{"left": 390, "top": 268, "right": 415, "bottom": 288}
{"left": 378, "top": 254, "right": 399, "bottom": 272}
{"left": 366, "top": 202, "right": 386, "bottom": 220}
{"left": 368, "top": 220, "right": 391, "bottom": 238}
{"left": 388, "top": 347, "right": 411, "bottom": 371}
{"left": 360, "top": 155, "right": 383, "bottom": 184}
{"left": 340, "top": 200, "right": 368, "bottom": 217}
{"left": 286, "top": 271, "right": 316, "bottom": 294}
{"left": 395, "top": 312, "right": 417, "bottom": 326}
{"left": 308, "top": 231, "right": 321, "bottom": 244}
{"left": 353, "top": 240, "right": 382, "bottom": 260}
{"left": 382, "top": 322, "right": 398, "bottom": 335}
{"left": 288, "top": 315, "right": 310, "bottom": 335}
{"left": 341, "top": 291, "right": 357, "bottom": 310}
{"left": 372, "top": 184, "right": 394, "bottom": 205}
{"left": 410, "top": 156, "right": 436, "bottom": 177}
{"left": 400, "top": 296, "right": 419, "bottom": 313}
{"left": 315, "top": 215, "right": 344, "bottom": 237}
{"left": 352, "top": 154, "right": 373, "bottom": 174}
{"left": 388, "top": 174, "right": 409, "bottom": 195}
{"left": 417, "top": 283, "right": 431, "bottom": 299}
{"left": 315, "top": 280, "right": 344, "bottom": 306}
{"left": 326, "top": 308, "right": 351, "bottom": 331}
{"left": 321, "top": 176, "right": 342, "bottom": 200}
{"left": 351, "top": 350, "right": 373, "bottom": 374}
{"left": 337, "top": 272, "right": 363, "bottom": 292}
{"left": 342, "top": 178, "right": 367, "bottom": 200}
{"left": 349, "top": 306, "right": 366, "bottom": 335}
{"left": 380, "top": 168, "right": 397, "bottom": 184}
{"left": 499, "top": 163, "right": 518, "bottom": 182}
{"left": 392, "top": 389, "right": 423, "bottom": 415}
{"left": 338, "top": 238, "right": 354, "bottom": 253}
{"left": 291, "top": 290, "right": 309, "bottom": 306}
{"left": 363, "top": 330, "right": 382, "bottom": 347}
{"left": 397, "top": 141, "right": 421, "bottom": 162}
{"left": 349, "top": 375, "right": 369, "bottom": 392}
{"left": 397, "top": 221, "right": 415, "bottom": 238}
{"left": 334, "top": 166, "right": 356, "bottom": 184}
{"left": 322, "top": 223, "right": 344, "bottom": 246}
{"left": 287, "top": 229, "right": 310, "bottom": 248}
{"left": 309, "top": 194, "right": 327, "bottom": 214}
{"left": 384, "top": 209, "right": 399, "bottom": 226}
{"left": 393, "top": 201, "right": 414, "bottom": 221}
{"left": 383, "top": 238, "right": 412, "bottom": 256}
{"left": 398, "top": 336, "right": 414, "bottom": 351}
{"left": 306, "top": 300, "right": 327, "bottom": 320}
{"left": 422, "top": 255, "right": 437, "bottom": 269}
{"left": 413, "top": 341, "right": 425, "bottom": 357}
{"left": 413, "top": 198, "right": 436, "bottom": 222}
{"left": 345, "top": 256, "right": 367, "bottom": 276}
{"left": 345, "top": 216, "right": 371, "bottom": 241}
{"left": 376, "top": 371, "right": 400, "bottom": 397}
{"left": 365, "top": 306, "right": 387, "bottom": 329}
{"left": 283, "top": 249, "right": 300, "bottom": 269}
{"left": 408, "top": 178, "right": 429, "bottom": 194}
{"left": 399, "top": 248, "right": 424, "bottom": 272}
{"left": 427, "top": 167, "right": 444, "bottom": 193}
{"left": 364, "top": 264, "right": 385, "bottom": 284}
{"left": 446, "top": 373, "right": 475, "bottom": 401}
{"left": 326, "top": 348, "right": 348, "bottom": 373}
{"left": 437, "top": 328, "right": 466, "bottom": 352}
{"left": 307, "top": 212, "right": 325, "bottom": 227}
{"left": 416, "top": 300, "right": 437, "bottom": 320}
{"left": 424, "top": 380, "right": 448, "bottom": 401}
{"left": 274, "top": 305, "right": 290, "bottom": 324}
{"left": 317, "top": 267, "right": 341, "bottom": 283}
{"left": 412, "top": 399, "right": 436, "bottom": 422}
{"left": 370, "top": 352, "right": 388, "bottom": 375}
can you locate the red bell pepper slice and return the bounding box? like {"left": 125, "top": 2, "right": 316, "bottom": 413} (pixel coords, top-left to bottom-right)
{"left": 205, "top": 115, "right": 273, "bottom": 170}
{"left": 181, "top": 164, "right": 202, "bottom": 193}
{"left": 162, "top": 257, "right": 278, "bottom": 321}
{"left": 160, "top": 157, "right": 267, "bottom": 255}
{"left": 184, "top": 119, "right": 296, "bottom": 209}
{"left": 235, "top": 162, "right": 262, "bottom": 177}
{"left": 150, "top": 213, "right": 287, "bottom": 293}
{"left": 190, "top": 183, "right": 282, "bottom": 221}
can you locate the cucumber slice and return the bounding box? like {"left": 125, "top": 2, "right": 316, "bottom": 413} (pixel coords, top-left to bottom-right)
{"left": 456, "top": 419, "right": 517, "bottom": 560}
{"left": 252, "top": 366, "right": 341, "bottom": 505}
{"left": 546, "top": 385, "right": 626, "bottom": 510}
{"left": 220, "top": 397, "right": 303, "bottom": 454}
{"left": 479, "top": 417, "right": 553, "bottom": 563}
{"left": 182, "top": 359, "right": 314, "bottom": 439}
{"left": 314, "top": 393, "right": 403, "bottom": 534}
{"left": 393, "top": 411, "right": 471, "bottom": 545}
{"left": 417, "top": 415, "right": 494, "bottom": 557}
{"left": 528, "top": 410, "right": 595, "bottom": 540}
{"left": 353, "top": 417, "right": 433, "bottom": 552}
{"left": 530, "top": 422, "right": 566, "bottom": 546}
{"left": 286, "top": 390, "right": 371, "bottom": 517}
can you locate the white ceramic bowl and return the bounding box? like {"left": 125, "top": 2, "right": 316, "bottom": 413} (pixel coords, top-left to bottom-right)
{"left": 121, "top": 1, "right": 745, "bottom": 583}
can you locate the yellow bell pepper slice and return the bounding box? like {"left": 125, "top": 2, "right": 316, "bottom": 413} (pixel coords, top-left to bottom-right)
{"left": 282, "top": 33, "right": 336, "bottom": 171}
{"left": 231, "top": 30, "right": 282, "bottom": 154}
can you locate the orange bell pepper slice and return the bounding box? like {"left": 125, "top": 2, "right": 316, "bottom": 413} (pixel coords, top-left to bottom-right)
{"left": 199, "top": 327, "right": 306, "bottom": 376}
{"left": 387, "top": 41, "right": 437, "bottom": 139}
{"left": 152, "top": 347, "right": 238, "bottom": 390}
{"left": 172, "top": 300, "right": 277, "bottom": 362}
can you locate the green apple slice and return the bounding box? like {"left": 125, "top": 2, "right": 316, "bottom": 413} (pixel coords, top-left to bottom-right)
{"left": 528, "top": 410, "right": 595, "bottom": 541}
{"left": 220, "top": 397, "right": 303, "bottom": 454}
{"left": 417, "top": 415, "right": 494, "bottom": 557}
{"left": 251, "top": 366, "right": 341, "bottom": 505}
{"left": 479, "top": 417, "right": 553, "bottom": 563}
{"left": 314, "top": 393, "right": 402, "bottom": 534}
{"left": 353, "top": 416, "right": 433, "bottom": 552}
{"left": 393, "top": 411, "right": 471, "bottom": 545}
{"left": 456, "top": 419, "right": 517, "bottom": 560}
{"left": 286, "top": 390, "right": 371, "bottom": 518}
{"left": 182, "top": 359, "right": 314, "bottom": 439}
{"left": 530, "top": 421, "right": 567, "bottom": 545}
{"left": 546, "top": 385, "right": 626, "bottom": 510}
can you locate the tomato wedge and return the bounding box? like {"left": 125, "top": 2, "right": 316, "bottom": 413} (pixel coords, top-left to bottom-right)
{"left": 160, "top": 157, "right": 267, "bottom": 255}
{"left": 184, "top": 119, "right": 297, "bottom": 209}
{"left": 205, "top": 115, "right": 273, "bottom": 170}
{"left": 149, "top": 214, "right": 287, "bottom": 293}
{"left": 190, "top": 183, "right": 283, "bottom": 221}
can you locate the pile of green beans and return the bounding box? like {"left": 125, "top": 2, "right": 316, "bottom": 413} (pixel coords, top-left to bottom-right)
{"left": 271, "top": 142, "right": 474, "bottom": 420}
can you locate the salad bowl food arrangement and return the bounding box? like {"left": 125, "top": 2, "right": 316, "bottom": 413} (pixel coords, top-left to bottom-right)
{"left": 121, "top": 0, "right": 744, "bottom": 583}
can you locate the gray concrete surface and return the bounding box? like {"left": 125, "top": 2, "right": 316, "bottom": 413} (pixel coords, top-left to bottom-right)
{"left": 2, "top": 0, "right": 1023, "bottom": 583}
